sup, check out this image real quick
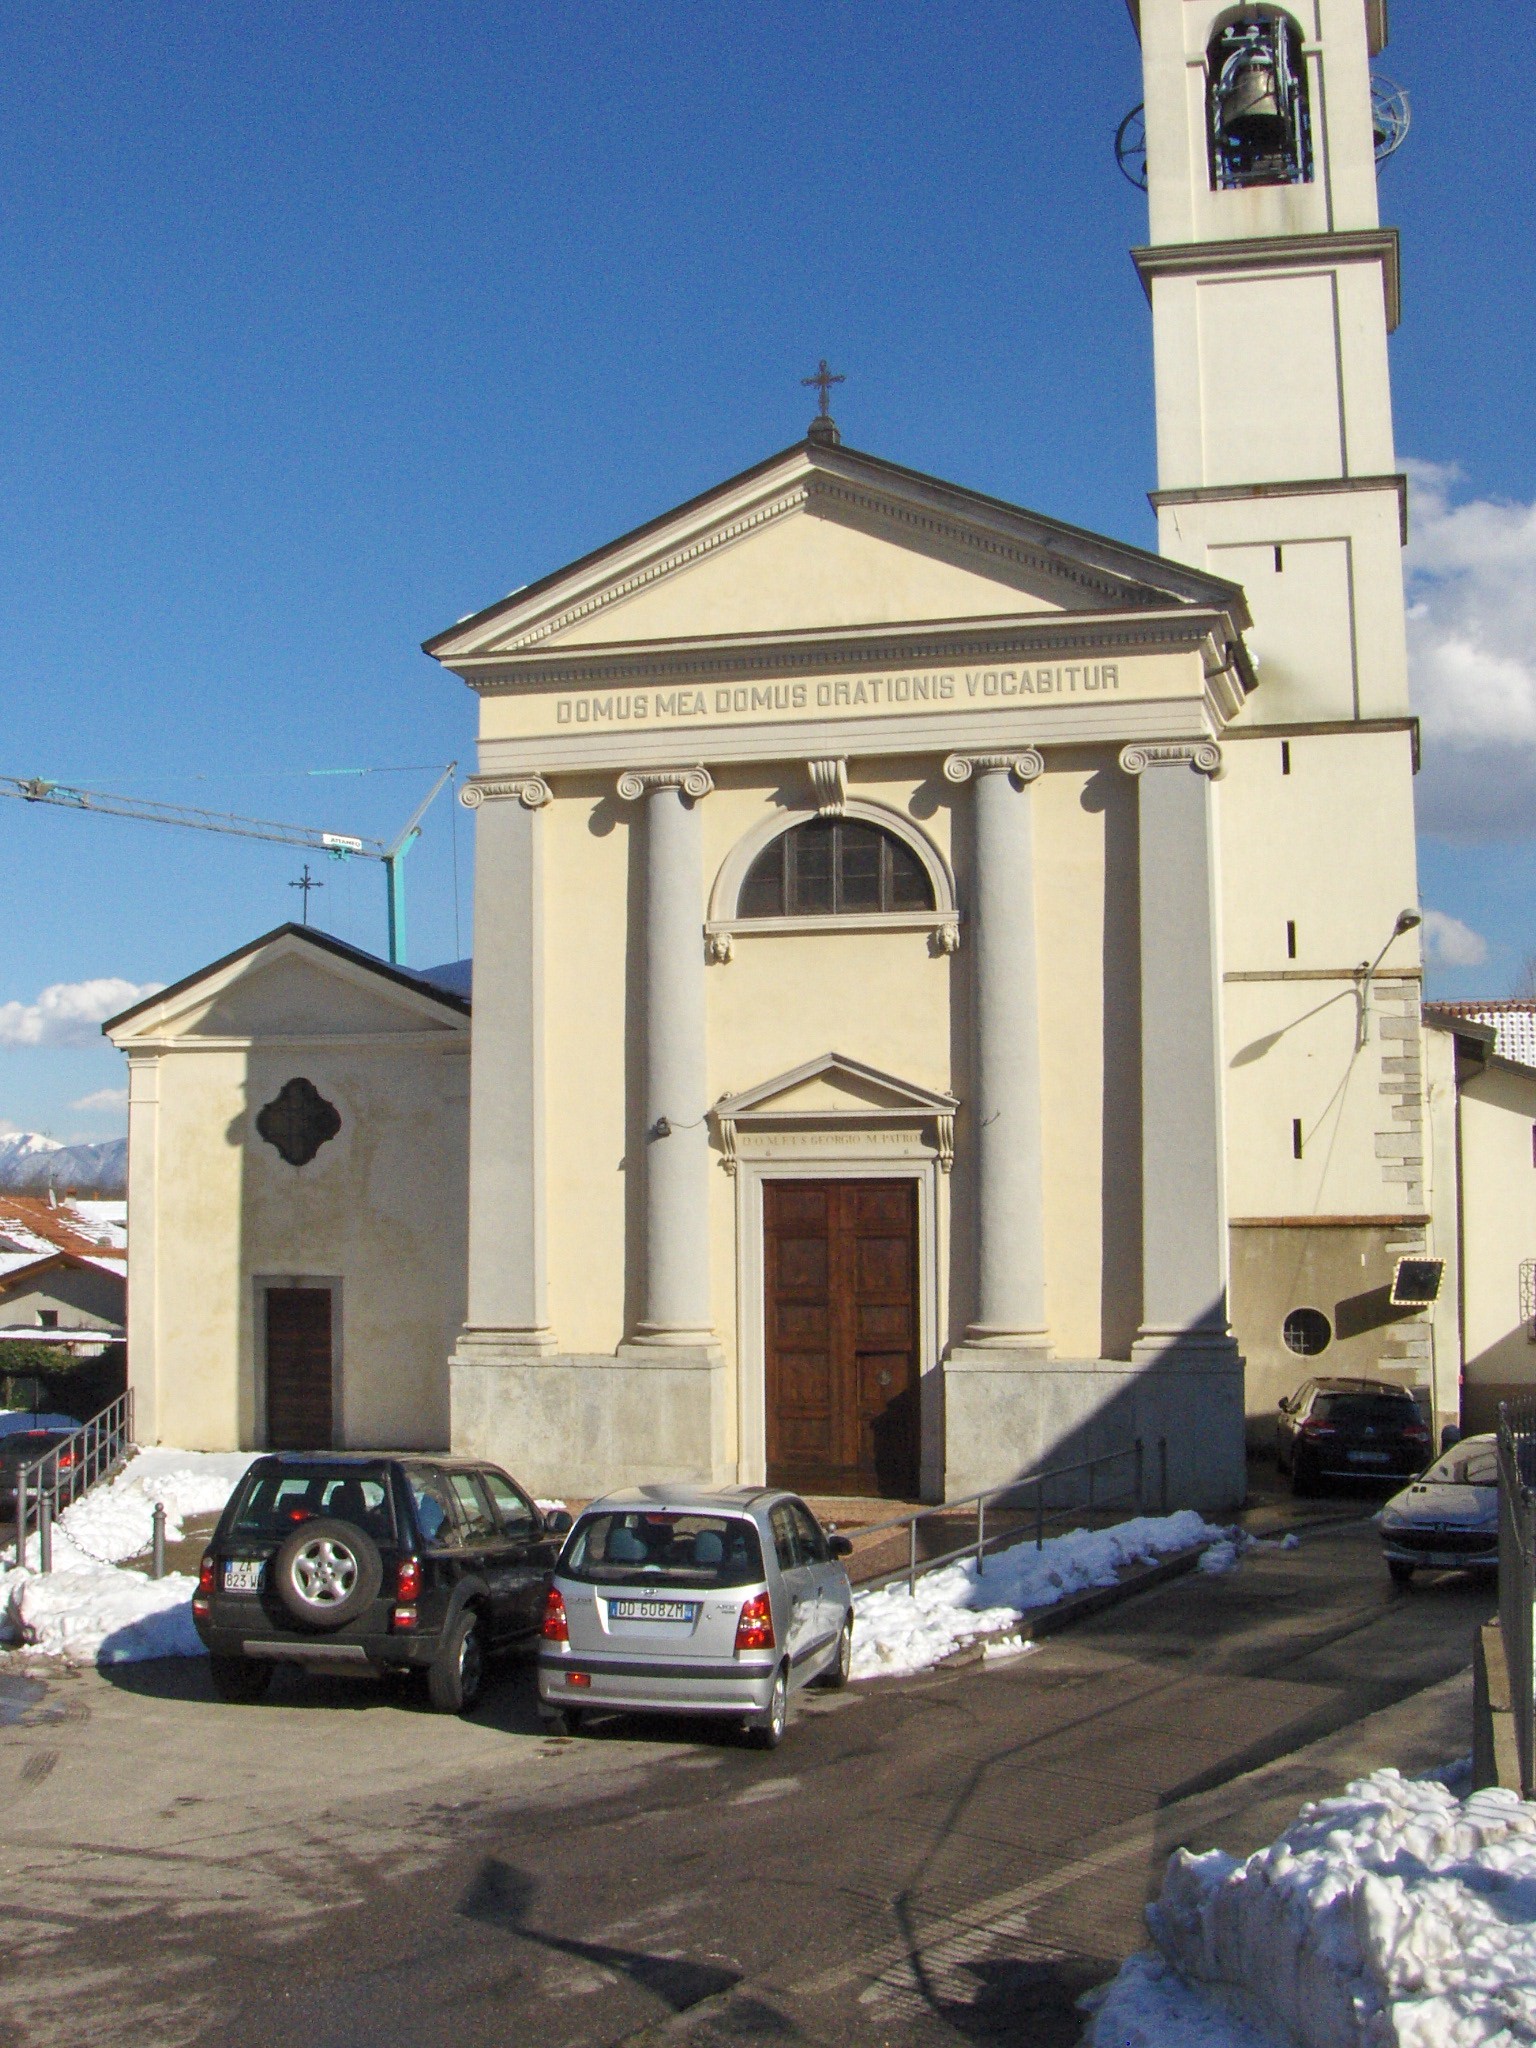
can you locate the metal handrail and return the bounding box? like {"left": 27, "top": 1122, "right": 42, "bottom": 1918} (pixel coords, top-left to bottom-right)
{"left": 10, "top": 1389, "right": 134, "bottom": 1572}
{"left": 842, "top": 1437, "right": 1168, "bottom": 1596}
{"left": 1496, "top": 1399, "right": 1536, "bottom": 1799}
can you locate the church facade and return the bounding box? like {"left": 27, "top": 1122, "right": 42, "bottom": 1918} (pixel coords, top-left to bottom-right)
{"left": 110, "top": 0, "right": 1435, "bottom": 1512}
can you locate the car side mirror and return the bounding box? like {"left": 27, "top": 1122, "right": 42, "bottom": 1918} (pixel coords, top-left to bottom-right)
{"left": 1278, "top": 1399, "right": 1291, "bottom": 1413}
{"left": 542, "top": 1508, "right": 573, "bottom": 1537}
{"left": 828, "top": 1534, "right": 853, "bottom": 1560}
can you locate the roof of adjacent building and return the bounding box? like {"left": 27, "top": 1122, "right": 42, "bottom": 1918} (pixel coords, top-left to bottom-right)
{"left": 1426, "top": 1002, "right": 1536, "bottom": 1072}
{"left": 0, "top": 1196, "right": 128, "bottom": 1266}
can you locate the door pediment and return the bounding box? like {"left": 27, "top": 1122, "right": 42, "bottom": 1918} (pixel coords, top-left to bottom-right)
{"left": 713, "top": 1052, "right": 957, "bottom": 1174}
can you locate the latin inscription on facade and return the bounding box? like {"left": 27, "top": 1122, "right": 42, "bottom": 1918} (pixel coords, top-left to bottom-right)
{"left": 554, "top": 664, "right": 1121, "bottom": 728}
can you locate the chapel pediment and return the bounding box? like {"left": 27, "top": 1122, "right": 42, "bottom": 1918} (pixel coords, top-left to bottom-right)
{"left": 425, "top": 439, "right": 1248, "bottom": 672}
{"left": 104, "top": 926, "right": 470, "bottom": 1045}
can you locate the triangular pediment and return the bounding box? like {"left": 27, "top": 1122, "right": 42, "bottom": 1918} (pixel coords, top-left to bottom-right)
{"left": 715, "top": 1052, "right": 957, "bottom": 1121}
{"left": 426, "top": 440, "right": 1248, "bottom": 668}
{"left": 104, "top": 927, "right": 470, "bottom": 1045}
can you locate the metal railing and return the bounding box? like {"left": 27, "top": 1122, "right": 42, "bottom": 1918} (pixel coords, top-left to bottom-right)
{"left": 9, "top": 1389, "right": 134, "bottom": 1571}
{"left": 1497, "top": 1400, "right": 1536, "bottom": 1800}
{"left": 842, "top": 1437, "right": 1167, "bottom": 1597}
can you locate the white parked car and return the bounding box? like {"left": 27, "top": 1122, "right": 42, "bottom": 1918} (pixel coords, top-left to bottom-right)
{"left": 1378, "top": 1435, "right": 1499, "bottom": 1586}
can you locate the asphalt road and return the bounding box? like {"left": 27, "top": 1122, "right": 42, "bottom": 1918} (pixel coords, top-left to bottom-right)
{"left": 0, "top": 1502, "right": 1490, "bottom": 2048}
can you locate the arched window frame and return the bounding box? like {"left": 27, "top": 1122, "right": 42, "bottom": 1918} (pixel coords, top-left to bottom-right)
{"left": 706, "top": 801, "right": 959, "bottom": 962}
{"left": 1205, "top": 5, "right": 1313, "bottom": 192}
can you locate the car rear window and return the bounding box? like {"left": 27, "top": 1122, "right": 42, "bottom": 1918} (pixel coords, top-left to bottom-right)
{"left": 1424, "top": 1445, "right": 1498, "bottom": 1487}
{"left": 562, "top": 1511, "right": 764, "bottom": 1589}
{"left": 229, "top": 1467, "right": 397, "bottom": 1544}
{"left": 1312, "top": 1394, "right": 1419, "bottom": 1426}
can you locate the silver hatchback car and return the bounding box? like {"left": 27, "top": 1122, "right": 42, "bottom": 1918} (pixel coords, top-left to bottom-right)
{"left": 537, "top": 1484, "right": 855, "bottom": 1748}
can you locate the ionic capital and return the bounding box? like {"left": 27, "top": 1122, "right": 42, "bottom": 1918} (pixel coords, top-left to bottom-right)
{"left": 942, "top": 749, "right": 1044, "bottom": 788}
{"left": 1118, "top": 741, "right": 1223, "bottom": 778}
{"left": 616, "top": 766, "right": 715, "bottom": 802}
{"left": 459, "top": 774, "right": 552, "bottom": 810}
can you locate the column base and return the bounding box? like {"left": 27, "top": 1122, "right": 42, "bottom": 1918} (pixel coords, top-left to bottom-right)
{"left": 942, "top": 1346, "right": 1245, "bottom": 1514}
{"left": 450, "top": 1346, "right": 731, "bottom": 1497}
{"left": 962, "top": 1325, "right": 1052, "bottom": 1353}
{"left": 624, "top": 1325, "right": 721, "bottom": 1351}
{"left": 451, "top": 1324, "right": 558, "bottom": 1366}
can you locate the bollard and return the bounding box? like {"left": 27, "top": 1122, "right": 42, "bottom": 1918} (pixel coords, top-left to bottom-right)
{"left": 976, "top": 1496, "right": 986, "bottom": 1572}
{"left": 151, "top": 1501, "right": 167, "bottom": 1582}
{"left": 1159, "top": 1437, "right": 1169, "bottom": 1516}
{"left": 14, "top": 1473, "right": 26, "bottom": 1570}
{"left": 908, "top": 1519, "right": 918, "bottom": 1598}
{"left": 38, "top": 1493, "right": 51, "bottom": 1575}
{"left": 1036, "top": 1482, "right": 1045, "bottom": 1551}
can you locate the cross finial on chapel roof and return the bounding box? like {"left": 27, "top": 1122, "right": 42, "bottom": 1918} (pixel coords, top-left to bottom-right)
{"left": 801, "top": 358, "right": 844, "bottom": 446}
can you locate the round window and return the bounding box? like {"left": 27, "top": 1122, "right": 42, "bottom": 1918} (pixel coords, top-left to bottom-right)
{"left": 1282, "top": 1307, "right": 1332, "bottom": 1357}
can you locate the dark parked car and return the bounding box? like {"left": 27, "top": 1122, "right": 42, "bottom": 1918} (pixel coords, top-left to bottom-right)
{"left": 192, "top": 1453, "right": 572, "bottom": 1712}
{"left": 0, "top": 1422, "right": 81, "bottom": 1515}
{"left": 1275, "top": 1377, "right": 1430, "bottom": 1495}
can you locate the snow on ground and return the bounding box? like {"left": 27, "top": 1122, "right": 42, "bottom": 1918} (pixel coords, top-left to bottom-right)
{"left": 849, "top": 1510, "right": 1230, "bottom": 1680}
{"left": 1, "top": 1447, "right": 254, "bottom": 1666}
{"left": 1084, "top": 1769, "right": 1536, "bottom": 2048}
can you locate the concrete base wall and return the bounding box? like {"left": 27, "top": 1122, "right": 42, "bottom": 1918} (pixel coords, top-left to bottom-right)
{"left": 943, "top": 1348, "right": 1246, "bottom": 1514}
{"left": 450, "top": 1346, "right": 731, "bottom": 1499}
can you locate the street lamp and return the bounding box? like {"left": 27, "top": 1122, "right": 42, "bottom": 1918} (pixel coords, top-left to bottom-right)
{"left": 1357, "top": 907, "right": 1422, "bottom": 1048}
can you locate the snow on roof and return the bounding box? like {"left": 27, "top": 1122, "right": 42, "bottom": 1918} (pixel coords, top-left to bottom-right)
{"left": 0, "top": 1196, "right": 127, "bottom": 1262}
{"left": 1431, "top": 1000, "right": 1536, "bottom": 1071}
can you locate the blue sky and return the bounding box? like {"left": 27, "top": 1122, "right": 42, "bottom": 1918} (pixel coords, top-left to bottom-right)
{"left": 1, "top": 2, "right": 1531, "bottom": 1140}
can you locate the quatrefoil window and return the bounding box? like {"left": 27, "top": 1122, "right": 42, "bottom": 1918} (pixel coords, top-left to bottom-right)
{"left": 256, "top": 1077, "right": 341, "bottom": 1168}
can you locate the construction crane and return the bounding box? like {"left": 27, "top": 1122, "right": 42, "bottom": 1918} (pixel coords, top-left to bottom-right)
{"left": 1, "top": 765, "right": 457, "bottom": 968}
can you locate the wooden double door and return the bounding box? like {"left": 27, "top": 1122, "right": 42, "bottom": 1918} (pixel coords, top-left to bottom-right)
{"left": 264, "top": 1287, "right": 334, "bottom": 1450}
{"left": 764, "top": 1178, "right": 920, "bottom": 1499}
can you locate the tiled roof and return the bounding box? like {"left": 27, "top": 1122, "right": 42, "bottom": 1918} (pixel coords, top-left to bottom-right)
{"left": 0, "top": 1197, "right": 128, "bottom": 1263}
{"left": 1430, "top": 1001, "right": 1536, "bottom": 1071}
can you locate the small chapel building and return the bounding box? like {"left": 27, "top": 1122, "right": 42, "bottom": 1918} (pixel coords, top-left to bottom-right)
{"left": 108, "top": 0, "right": 1441, "bottom": 1513}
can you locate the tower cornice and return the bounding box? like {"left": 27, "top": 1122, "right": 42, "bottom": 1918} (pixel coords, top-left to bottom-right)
{"left": 1132, "top": 229, "right": 1401, "bottom": 333}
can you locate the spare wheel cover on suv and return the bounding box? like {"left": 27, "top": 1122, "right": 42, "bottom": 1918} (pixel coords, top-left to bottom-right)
{"left": 273, "top": 1517, "right": 383, "bottom": 1631}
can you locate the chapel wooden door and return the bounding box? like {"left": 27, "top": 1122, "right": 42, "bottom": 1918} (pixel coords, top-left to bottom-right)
{"left": 764, "top": 1179, "right": 919, "bottom": 1499}
{"left": 264, "top": 1287, "right": 334, "bottom": 1450}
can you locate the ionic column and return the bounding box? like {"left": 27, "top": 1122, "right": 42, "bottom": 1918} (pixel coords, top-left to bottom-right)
{"left": 617, "top": 766, "right": 717, "bottom": 1346}
{"left": 943, "top": 750, "right": 1050, "bottom": 1351}
{"left": 455, "top": 775, "right": 556, "bottom": 1359}
{"left": 1118, "top": 741, "right": 1236, "bottom": 1359}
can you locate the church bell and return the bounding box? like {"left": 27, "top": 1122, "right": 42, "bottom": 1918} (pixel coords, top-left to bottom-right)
{"left": 1216, "top": 46, "right": 1286, "bottom": 150}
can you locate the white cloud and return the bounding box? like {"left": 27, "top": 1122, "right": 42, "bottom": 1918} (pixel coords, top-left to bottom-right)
{"left": 0, "top": 979, "right": 163, "bottom": 1048}
{"left": 1407, "top": 461, "right": 1536, "bottom": 836}
{"left": 71, "top": 1088, "right": 129, "bottom": 1115}
{"left": 1421, "top": 908, "right": 1488, "bottom": 968}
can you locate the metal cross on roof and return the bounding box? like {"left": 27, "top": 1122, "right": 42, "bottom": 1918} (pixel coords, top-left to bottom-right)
{"left": 288, "top": 862, "right": 324, "bottom": 924}
{"left": 801, "top": 359, "right": 845, "bottom": 419}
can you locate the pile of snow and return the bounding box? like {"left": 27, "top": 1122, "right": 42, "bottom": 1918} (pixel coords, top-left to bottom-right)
{"left": 56, "top": 1447, "right": 254, "bottom": 1565}
{"left": 1085, "top": 1769, "right": 1536, "bottom": 2048}
{"left": 850, "top": 1510, "right": 1227, "bottom": 1680}
{"left": 1, "top": 1447, "right": 253, "bottom": 1666}
{"left": 65, "top": 1199, "right": 127, "bottom": 1249}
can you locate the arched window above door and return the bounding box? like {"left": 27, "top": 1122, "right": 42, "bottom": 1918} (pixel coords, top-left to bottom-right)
{"left": 739, "top": 817, "right": 935, "bottom": 919}
{"left": 705, "top": 800, "right": 958, "bottom": 961}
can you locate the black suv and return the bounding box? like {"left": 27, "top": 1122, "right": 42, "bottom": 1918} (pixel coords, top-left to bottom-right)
{"left": 1275, "top": 1377, "right": 1430, "bottom": 1495}
{"left": 192, "top": 1453, "right": 572, "bottom": 1712}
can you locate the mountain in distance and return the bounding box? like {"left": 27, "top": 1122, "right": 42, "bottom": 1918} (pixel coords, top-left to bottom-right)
{"left": 0, "top": 1132, "right": 127, "bottom": 1193}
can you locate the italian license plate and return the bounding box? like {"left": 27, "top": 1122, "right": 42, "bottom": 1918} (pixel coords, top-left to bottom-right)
{"left": 1348, "top": 1451, "right": 1390, "bottom": 1465}
{"left": 609, "top": 1598, "right": 696, "bottom": 1624}
{"left": 223, "top": 1560, "right": 263, "bottom": 1592}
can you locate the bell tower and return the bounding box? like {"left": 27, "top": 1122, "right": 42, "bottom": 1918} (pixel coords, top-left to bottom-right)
{"left": 1124, "top": 2, "right": 1441, "bottom": 1437}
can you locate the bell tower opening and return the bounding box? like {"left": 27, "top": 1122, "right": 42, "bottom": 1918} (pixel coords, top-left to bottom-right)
{"left": 1207, "top": 10, "right": 1312, "bottom": 190}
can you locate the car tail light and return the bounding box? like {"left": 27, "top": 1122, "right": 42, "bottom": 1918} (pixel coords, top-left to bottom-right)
{"left": 392, "top": 1606, "right": 418, "bottom": 1632}
{"left": 57, "top": 1449, "right": 74, "bottom": 1471}
{"left": 734, "top": 1590, "right": 775, "bottom": 1653}
{"left": 1403, "top": 1424, "right": 1430, "bottom": 1442}
{"left": 198, "top": 1554, "right": 215, "bottom": 1594}
{"left": 542, "top": 1587, "right": 569, "bottom": 1643}
{"left": 1298, "top": 1421, "right": 1337, "bottom": 1437}
{"left": 396, "top": 1556, "right": 422, "bottom": 1602}
{"left": 567, "top": 1671, "right": 591, "bottom": 1689}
